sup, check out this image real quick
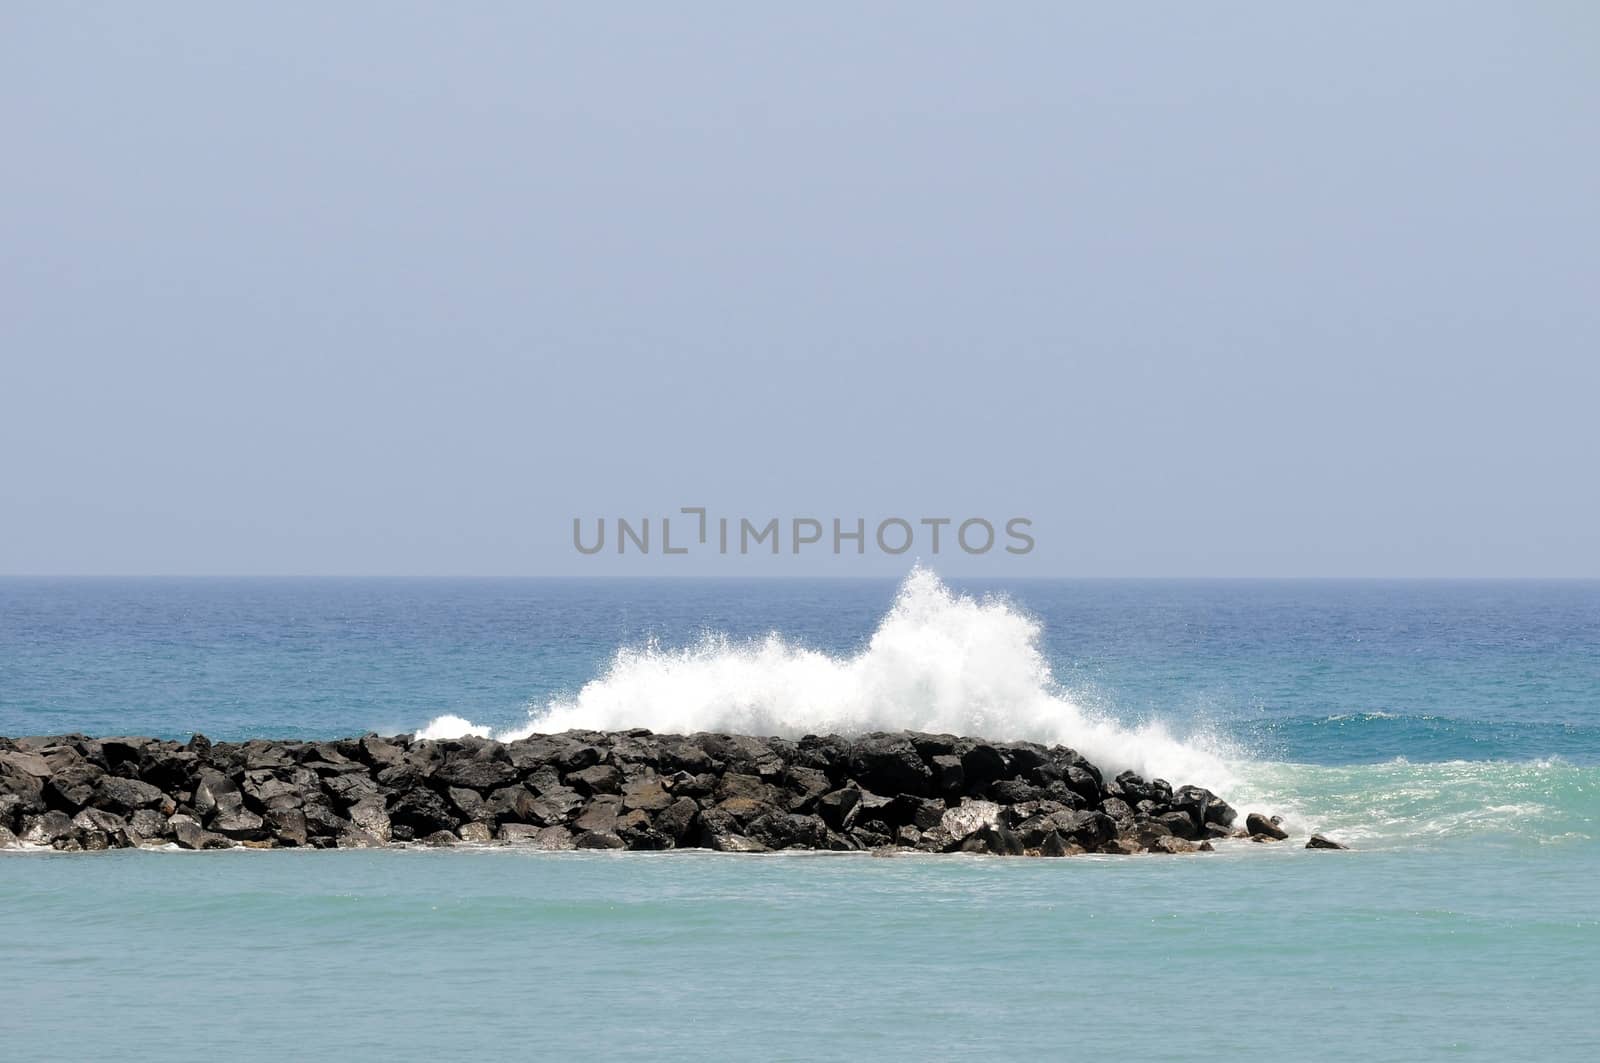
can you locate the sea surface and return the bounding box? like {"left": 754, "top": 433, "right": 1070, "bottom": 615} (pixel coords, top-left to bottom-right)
{"left": 3, "top": 574, "right": 1598, "bottom": 1060}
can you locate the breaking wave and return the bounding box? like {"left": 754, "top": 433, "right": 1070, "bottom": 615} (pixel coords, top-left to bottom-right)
{"left": 421, "top": 567, "right": 1238, "bottom": 795}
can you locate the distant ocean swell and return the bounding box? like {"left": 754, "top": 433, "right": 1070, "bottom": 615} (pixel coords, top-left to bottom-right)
{"left": 422, "top": 569, "right": 1598, "bottom": 849}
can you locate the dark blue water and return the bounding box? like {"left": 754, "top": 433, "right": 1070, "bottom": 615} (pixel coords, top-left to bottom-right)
{"left": 4, "top": 577, "right": 1598, "bottom": 764}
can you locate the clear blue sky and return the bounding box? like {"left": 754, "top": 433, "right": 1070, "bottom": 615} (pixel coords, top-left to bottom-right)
{"left": 3, "top": 3, "right": 1596, "bottom": 576}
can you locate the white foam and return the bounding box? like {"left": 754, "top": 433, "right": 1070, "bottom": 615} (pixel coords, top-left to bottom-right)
{"left": 419, "top": 567, "right": 1237, "bottom": 795}
{"left": 416, "top": 714, "right": 490, "bottom": 740}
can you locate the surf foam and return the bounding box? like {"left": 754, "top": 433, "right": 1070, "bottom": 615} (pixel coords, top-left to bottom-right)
{"left": 420, "top": 567, "right": 1237, "bottom": 795}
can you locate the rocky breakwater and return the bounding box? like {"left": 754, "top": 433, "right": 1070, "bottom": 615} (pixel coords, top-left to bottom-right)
{"left": 0, "top": 730, "right": 1329, "bottom": 854}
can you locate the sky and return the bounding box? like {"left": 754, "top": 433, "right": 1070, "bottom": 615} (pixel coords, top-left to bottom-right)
{"left": 2, "top": 3, "right": 1597, "bottom": 577}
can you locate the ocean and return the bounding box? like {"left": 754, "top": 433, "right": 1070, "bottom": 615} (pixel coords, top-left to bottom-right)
{"left": 3, "top": 573, "right": 1597, "bottom": 1060}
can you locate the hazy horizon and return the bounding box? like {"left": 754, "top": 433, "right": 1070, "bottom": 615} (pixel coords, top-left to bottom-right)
{"left": 4, "top": 4, "right": 1597, "bottom": 579}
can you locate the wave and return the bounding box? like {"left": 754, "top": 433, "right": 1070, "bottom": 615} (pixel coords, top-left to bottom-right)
{"left": 1229, "top": 757, "right": 1600, "bottom": 848}
{"left": 418, "top": 568, "right": 1599, "bottom": 848}
{"left": 421, "top": 567, "right": 1238, "bottom": 795}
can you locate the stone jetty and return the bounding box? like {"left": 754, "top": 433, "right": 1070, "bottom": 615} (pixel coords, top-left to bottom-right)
{"left": 0, "top": 730, "right": 1315, "bottom": 854}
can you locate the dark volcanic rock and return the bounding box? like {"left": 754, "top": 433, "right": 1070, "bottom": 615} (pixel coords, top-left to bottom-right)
{"left": 849, "top": 734, "right": 933, "bottom": 798}
{"left": 1306, "top": 833, "right": 1349, "bottom": 850}
{"left": 1246, "top": 812, "right": 1289, "bottom": 840}
{"left": 0, "top": 727, "right": 1290, "bottom": 859}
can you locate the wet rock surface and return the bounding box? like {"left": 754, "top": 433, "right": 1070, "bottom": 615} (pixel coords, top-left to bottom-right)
{"left": 0, "top": 730, "right": 1314, "bottom": 856}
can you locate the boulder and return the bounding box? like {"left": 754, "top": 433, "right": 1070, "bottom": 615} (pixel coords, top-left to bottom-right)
{"left": 574, "top": 830, "right": 627, "bottom": 850}
{"left": 849, "top": 734, "right": 933, "bottom": 797}
{"left": 434, "top": 750, "right": 518, "bottom": 791}
{"left": 1155, "top": 810, "right": 1203, "bottom": 840}
{"left": 72, "top": 807, "right": 128, "bottom": 840}
{"left": 92, "top": 776, "right": 169, "bottom": 815}
{"left": 128, "top": 808, "right": 174, "bottom": 844}
{"left": 170, "top": 814, "right": 231, "bottom": 850}
{"left": 389, "top": 788, "right": 458, "bottom": 836}
{"left": 816, "top": 787, "right": 863, "bottom": 830}
{"left": 782, "top": 766, "right": 832, "bottom": 811}
{"left": 654, "top": 797, "right": 700, "bottom": 844}
{"left": 347, "top": 797, "right": 392, "bottom": 844}
{"left": 0, "top": 750, "right": 53, "bottom": 779}
{"left": 0, "top": 825, "right": 20, "bottom": 849}
{"left": 193, "top": 771, "right": 242, "bottom": 817}
{"left": 44, "top": 761, "right": 104, "bottom": 811}
{"left": 457, "top": 821, "right": 495, "bottom": 844}
{"left": 746, "top": 812, "right": 827, "bottom": 850}
{"left": 336, "top": 828, "right": 383, "bottom": 849}
{"left": 620, "top": 776, "right": 673, "bottom": 812}
{"left": 568, "top": 764, "right": 623, "bottom": 796}
{"left": 22, "top": 810, "right": 78, "bottom": 846}
{"left": 960, "top": 744, "right": 1008, "bottom": 793}
{"left": 930, "top": 754, "right": 965, "bottom": 796}
{"left": 1039, "top": 831, "right": 1082, "bottom": 858}
{"left": 1152, "top": 835, "right": 1200, "bottom": 854}
{"left": 1306, "top": 834, "right": 1349, "bottom": 850}
{"left": 420, "top": 830, "right": 459, "bottom": 847}
{"left": 572, "top": 797, "right": 621, "bottom": 834}
{"left": 267, "top": 808, "right": 309, "bottom": 847}
{"left": 940, "top": 800, "right": 1002, "bottom": 843}
{"left": 211, "top": 805, "right": 268, "bottom": 841}
{"left": 1246, "top": 812, "right": 1289, "bottom": 840}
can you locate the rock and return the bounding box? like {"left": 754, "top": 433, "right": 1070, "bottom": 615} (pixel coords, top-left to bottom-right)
{"left": 0, "top": 750, "right": 54, "bottom": 779}
{"left": 620, "top": 776, "right": 673, "bottom": 812}
{"left": 72, "top": 807, "right": 128, "bottom": 840}
{"left": 574, "top": 830, "right": 627, "bottom": 850}
{"left": 211, "top": 805, "right": 268, "bottom": 841}
{"left": 267, "top": 808, "right": 309, "bottom": 847}
{"left": 1051, "top": 809, "right": 1118, "bottom": 850}
{"left": 1039, "top": 831, "right": 1082, "bottom": 858}
{"left": 170, "top": 815, "right": 231, "bottom": 850}
{"left": 849, "top": 734, "right": 933, "bottom": 797}
{"left": 654, "top": 797, "right": 700, "bottom": 844}
{"left": 434, "top": 750, "right": 518, "bottom": 791}
{"left": 22, "top": 810, "right": 78, "bottom": 846}
{"left": 336, "top": 829, "right": 383, "bottom": 849}
{"left": 782, "top": 766, "right": 831, "bottom": 811}
{"left": 1155, "top": 810, "right": 1203, "bottom": 840}
{"left": 616, "top": 809, "right": 671, "bottom": 850}
{"left": 962, "top": 824, "right": 1024, "bottom": 855}
{"left": 499, "top": 823, "right": 575, "bottom": 849}
{"left": 358, "top": 735, "right": 404, "bottom": 768}
{"left": 1306, "top": 834, "right": 1349, "bottom": 850}
{"left": 573, "top": 797, "right": 622, "bottom": 834}
{"left": 930, "top": 754, "right": 965, "bottom": 795}
{"left": 301, "top": 799, "right": 350, "bottom": 840}
{"left": 960, "top": 745, "right": 1008, "bottom": 793}
{"left": 0, "top": 825, "right": 20, "bottom": 849}
{"left": 941, "top": 800, "right": 1002, "bottom": 842}
{"left": 420, "top": 830, "right": 459, "bottom": 847}
{"left": 128, "top": 808, "right": 173, "bottom": 843}
{"left": 347, "top": 798, "right": 392, "bottom": 844}
{"left": 1152, "top": 835, "right": 1199, "bottom": 854}
{"left": 1246, "top": 812, "right": 1289, "bottom": 840}
{"left": 45, "top": 761, "right": 104, "bottom": 810}
{"left": 746, "top": 812, "right": 827, "bottom": 850}
{"left": 92, "top": 776, "right": 168, "bottom": 814}
{"left": 816, "top": 787, "right": 863, "bottom": 830}
{"left": 323, "top": 772, "right": 381, "bottom": 807}
{"left": 569, "top": 763, "right": 623, "bottom": 796}
{"left": 457, "top": 821, "right": 495, "bottom": 843}
{"left": 389, "top": 788, "right": 458, "bottom": 836}
{"left": 708, "top": 831, "right": 768, "bottom": 853}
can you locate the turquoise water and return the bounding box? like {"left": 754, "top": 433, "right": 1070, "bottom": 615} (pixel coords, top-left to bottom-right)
{"left": 3, "top": 576, "right": 1599, "bottom": 1059}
